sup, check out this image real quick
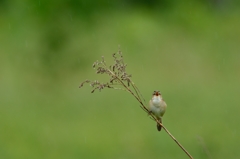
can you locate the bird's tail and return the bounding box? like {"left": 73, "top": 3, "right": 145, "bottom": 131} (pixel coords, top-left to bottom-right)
{"left": 157, "top": 118, "right": 162, "bottom": 131}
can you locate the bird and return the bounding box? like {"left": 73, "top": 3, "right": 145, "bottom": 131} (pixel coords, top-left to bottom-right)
{"left": 149, "top": 90, "right": 167, "bottom": 131}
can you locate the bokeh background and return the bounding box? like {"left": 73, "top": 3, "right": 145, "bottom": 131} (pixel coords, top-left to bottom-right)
{"left": 1, "top": 0, "right": 240, "bottom": 158}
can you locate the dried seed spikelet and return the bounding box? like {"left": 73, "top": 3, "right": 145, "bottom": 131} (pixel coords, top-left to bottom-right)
{"left": 79, "top": 79, "right": 91, "bottom": 88}
{"left": 80, "top": 48, "right": 133, "bottom": 94}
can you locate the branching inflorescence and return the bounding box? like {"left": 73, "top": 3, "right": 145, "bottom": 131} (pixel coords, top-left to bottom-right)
{"left": 79, "top": 49, "right": 193, "bottom": 159}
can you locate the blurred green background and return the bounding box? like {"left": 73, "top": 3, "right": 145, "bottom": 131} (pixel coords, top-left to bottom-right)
{"left": 1, "top": 0, "right": 240, "bottom": 158}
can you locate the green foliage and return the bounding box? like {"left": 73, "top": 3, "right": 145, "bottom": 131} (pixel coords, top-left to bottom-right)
{"left": 0, "top": 2, "right": 240, "bottom": 159}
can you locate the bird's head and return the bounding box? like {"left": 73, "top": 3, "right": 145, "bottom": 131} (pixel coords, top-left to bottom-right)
{"left": 152, "top": 90, "right": 161, "bottom": 96}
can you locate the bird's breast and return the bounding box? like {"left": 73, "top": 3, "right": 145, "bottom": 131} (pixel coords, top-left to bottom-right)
{"left": 152, "top": 98, "right": 161, "bottom": 107}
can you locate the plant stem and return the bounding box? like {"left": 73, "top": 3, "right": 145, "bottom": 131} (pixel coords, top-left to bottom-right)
{"left": 106, "top": 67, "right": 193, "bottom": 158}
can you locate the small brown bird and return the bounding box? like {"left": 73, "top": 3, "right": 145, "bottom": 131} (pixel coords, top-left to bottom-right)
{"left": 149, "top": 90, "right": 167, "bottom": 131}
